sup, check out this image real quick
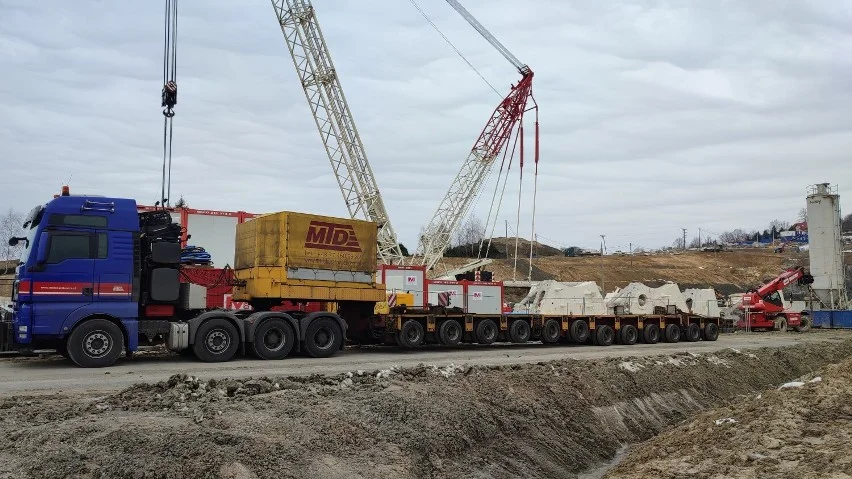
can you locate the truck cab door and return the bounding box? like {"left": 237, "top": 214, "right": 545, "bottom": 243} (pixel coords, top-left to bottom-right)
{"left": 93, "top": 231, "right": 134, "bottom": 303}
{"left": 30, "top": 230, "right": 96, "bottom": 337}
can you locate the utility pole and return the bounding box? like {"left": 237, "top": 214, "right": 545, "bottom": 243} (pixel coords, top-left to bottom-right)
{"left": 681, "top": 228, "right": 687, "bottom": 250}
{"left": 629, "top": 242, "right": 633, "bottom": 268}
{"left": 505, "top": 219, "right": 508, "bottom": 239}
{"left": 600, "top": 234, "right": 607, "bottom": 255}
{"left": 698, "top": 228, "right": 701, "bottom": 249}
{"left": 600, "top": 234, "right": 606, "bottom": 293}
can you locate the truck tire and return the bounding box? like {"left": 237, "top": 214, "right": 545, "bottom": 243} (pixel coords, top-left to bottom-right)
{"left": 664, "top": 323, "right": 681, "bottom": 343}
{"left": 438, "top": 320, "right": 462, "bottom": 346}
{"left": 595, "top": 325, "right": 615, "bottom": 346}
{"left": 541, "top": 319, "right": 561, "bottom": 344}
{"left": 568, "top": 320, "right": 590, "bottom": 343}
{"left": 642, "top": 323, "right": 660, "bottom": 344}
{"left": 703, "top": 322, "right": 719, "bottom": 341}
{"left": 303, "top": 317, "right": 344, "bottom": 358}
{"left": 193, "top": 318, "right": 239, "bottom": 363}
{"left": 508, "top": 320, "right": 531, "bottom": 343}
{"left": 618, "top": 325, "right": 638, "bottom": 345}
{"left": 251, "top": 318, "right": 295, "bottom": 360}
{"left": 794, "top": 315, "right": 811, "bottom": 333}
{"left": 66, "top": 319, "right": 124, "bottom": 368}
{"left": 774, "top": 316, "right": 788, "bottom": 332}
{"left": 396, "top": 320, "right": 424, "bottom": 348}
{"left": 474, "top": 319, "right": 499, "bottom": 345}
{"left": 685, "top": 323, "right": 701, "bottom": 342}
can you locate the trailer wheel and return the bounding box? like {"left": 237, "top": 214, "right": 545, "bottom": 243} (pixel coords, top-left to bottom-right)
{"left": 474, "top": 319, "right": 499, "bottom": 345}
{"left": 618, "top": 325, "right": 638, "bottom": 345}
{"left": 304, "top": 317, "right": 344, "bottom": 358}
{"left": 594, "top": 325, "right": 615, "bottom": 346}
{"left": 251, "top": 318, "right": 295, "bottom": 360}
{"left": 794, "top": 315, "right": 811, "bottom": 333}
{"left": 568, "top": 320, "right": 590, "bottom": 343}
{"left": 396, "top": 320, "right": 424, "bottom": 348}
{"left": 774, "top": 316, "right": 788, "bottom": 333}
{"left": 193, "top": 318, "right": 239, "bottom": 363}
{"left": 664, "top": 323, "right": 681, "bottom": 343}
{"left": 541, "top": 319, "right": 561, "bottom": 344}
{"left": 66, "top": 319, "right": 124, "bottom": 368}
{"left": 438, "top": 320, "right": 462, "bottom": 346}
{"left": 685, "top": 323, "right": 701, "bottom": 342}
{"left": 703, "top": 322, "right": 719, "bottom": 341}
{"left": 642, "top": 323, "right": 660, "bottom": 344}
{"left": 508, "top": 320, "right": 531, "bottom": 343}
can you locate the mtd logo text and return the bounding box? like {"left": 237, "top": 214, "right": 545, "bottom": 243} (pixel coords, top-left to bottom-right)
{"left": 305, "top": 221, "right": 362, "bottom": 252}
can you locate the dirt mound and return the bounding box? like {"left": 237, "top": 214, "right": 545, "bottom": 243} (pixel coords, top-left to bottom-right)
{"left": 605, "top": 351, "right": 852, "bottom": 479}
{"left": 1, "top": 339, "right": 852, "bottom": 479}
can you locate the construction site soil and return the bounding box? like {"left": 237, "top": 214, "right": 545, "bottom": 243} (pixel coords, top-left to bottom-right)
{"left": 1, "top": 332, "right": 851, "bottom": 479}
{"left": 442, "top": 249, "right": 804, "bottom": 295}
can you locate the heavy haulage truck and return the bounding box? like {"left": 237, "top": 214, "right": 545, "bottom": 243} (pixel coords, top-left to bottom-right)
{"left": 1, "top": 190, "right": 720, "bottom": 368}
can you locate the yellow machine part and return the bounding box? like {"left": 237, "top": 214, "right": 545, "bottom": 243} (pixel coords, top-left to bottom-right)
{"left": 373, "top": 292, "right": 415, "bottom": 314}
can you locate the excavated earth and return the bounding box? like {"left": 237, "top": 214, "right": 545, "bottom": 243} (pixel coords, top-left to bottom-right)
{"left": 1, "top": 336, "right": 852, "bottom": 479}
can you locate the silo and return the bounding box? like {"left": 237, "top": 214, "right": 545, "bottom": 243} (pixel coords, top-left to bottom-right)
{"left": 806, "top": 183, "right": 848, "bottom": 309}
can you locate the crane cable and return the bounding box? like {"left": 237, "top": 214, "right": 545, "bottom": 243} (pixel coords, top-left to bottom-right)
{"left": 160, "top": 0, "right": 178, "bottom": 208}
{"left": 407, "top": 0, "right": 502, "bottom": 98}
{"left": 478, "top": 122, "right": 521, "bottom": 261}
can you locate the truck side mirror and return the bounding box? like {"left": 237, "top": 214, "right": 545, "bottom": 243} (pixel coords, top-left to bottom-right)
{"left": 8, "top": 237, "right": 18, "bottom": 247}
{"left": 36, "top": 232, "right": 49, "bottom": 264}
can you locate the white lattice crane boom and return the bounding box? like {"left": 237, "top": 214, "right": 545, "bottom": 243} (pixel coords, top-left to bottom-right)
{"left": 414, "top": 0, "right": 537, "bottom": 271}
{"left": 271, "top": 0, "right": 405, "bottom": 264}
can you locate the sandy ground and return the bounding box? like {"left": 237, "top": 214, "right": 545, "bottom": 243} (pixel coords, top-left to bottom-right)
{"left": 605, "top": 354, "right": 852, "bottom": 479}
{"left": 0, "top": 331, "right": 851, "bottom": 478}
{"left": 0, "top": 330, "right": 847, "bottom": 394}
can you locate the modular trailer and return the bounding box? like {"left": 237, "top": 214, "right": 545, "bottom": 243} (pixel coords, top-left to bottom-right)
{"left": 0, "top": 191, "right": 720, "bottom": 367}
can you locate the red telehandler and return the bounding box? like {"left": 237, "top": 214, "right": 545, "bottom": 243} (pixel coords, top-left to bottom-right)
{"left": 736, "top": 267, "right": 814, "bottom": 332}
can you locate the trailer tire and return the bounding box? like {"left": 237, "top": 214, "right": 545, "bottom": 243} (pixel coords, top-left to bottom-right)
{"left": 664, "top": 323, "right": 681, "bottom": 343}
{"left": 303, "top": 317, "right": 344, "bottom": 357}
{"left": 396, "top": 320, "right": 425, "bottom": 349}
{"left": 508, "top": 320, "right": 531, "bottom": 343}
{"left": 642, "top": 323, "right": 660, "bottom": 344}
{"left": 438, "top": 320, "right": 463, "bottom": 346}
{"left": 595, "top": 325, "right": 615, "bottom": 346}
{"left": 703, "top": 322, "right": 719, "bottom": 341}
{"left": 66, "top": 319, "right": 124, "bottom": 368}
{"left": 685, "top": 323, "right": 701, "bottom": 342}
{"left": 794, "top": 315, "right": 811, "bottom": 333}
{"left": 541, "top": 319, "right": 561, "bottom": 344}
{"left": 251, "top": 318, "right": 295, "bottom": 360}
{"left": 619, "top": 325, "right": 638, "bottom": 345}
{"left": 774, "top": 316, "right": 788, "bottom": 333}
{"left": 193, "top": 318, "right": 239, "bottom": 363}
{"left": 474, "top": 319, "right": 499, "bottom": 345}
{"left": 568, "top": 320, "right": 590, "bottom": 343}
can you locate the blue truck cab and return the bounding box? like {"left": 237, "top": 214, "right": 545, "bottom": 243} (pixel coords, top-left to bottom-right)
{"left": 1, "top": 192, "right": 144, "bottom": 366}
{"left": 1, "top": 188, "right": 348, "bottom": 367}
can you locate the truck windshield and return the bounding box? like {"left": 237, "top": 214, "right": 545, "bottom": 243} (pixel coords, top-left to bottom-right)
{"left": 18, "top": 205, "right": 44, "bottom": 265}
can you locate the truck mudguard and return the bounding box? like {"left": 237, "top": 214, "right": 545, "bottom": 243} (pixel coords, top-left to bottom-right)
{"left": 187, "top": 310, "right": 246, "bottom": 345}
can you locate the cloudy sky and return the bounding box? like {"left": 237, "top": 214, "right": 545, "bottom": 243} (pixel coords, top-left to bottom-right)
{"left": 1, "top": 0, "right": 850, "bottom": 252}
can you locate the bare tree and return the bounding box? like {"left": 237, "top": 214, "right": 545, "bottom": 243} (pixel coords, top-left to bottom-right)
{"left": 174, "top": 195, "right": 187, "bottom": 208}
{"left": 453, "top": 216, "right": 485, "bottom": 248}
{"left": 719, "top": 228, "right": 748, "bottom": 244}
{"left": 0, "top": 209, "right": 24, "bottom": 264}
{"left": 797, "top": 208, "right": 807, "bottom": 224}
{"left": 672, "top": 237, "right": 685, "bottom": 249}
{"left": 843, "top": 213, "right": 852, "bottom": 233}
{"left": 769, "top": 219, "right": 790, "bottom": 232}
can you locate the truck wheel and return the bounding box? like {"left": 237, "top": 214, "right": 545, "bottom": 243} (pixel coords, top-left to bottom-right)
{"left": 396, "top": 320, "right": 424, "bottom": 348}
{"left": 595, "top": 325, "right": 615, "bottom": 346}
{"left": 251, "top": 318, "right": 295, "bottom": 360}
{"left": 303, "top": 317, "right": 344, "bottom": 358}
{"left": 703, "top": 322, "right": 719, "bottom": 341}
{"left": 774, "top": 316, "right": 788, "bottom": 332}
{"left": 794, "top": 315, "right": 811, "bottom": 333}
{"left": 642, "top": 323, "right": 660, "bottom": 344}
{"left": 193, "top": 318, "right": 239, "bottom": 363}
{"left": 618, "top": 325, "right": 638, "bottom": 345}
{"left": 685, "top": 323, "right": 701, "bottom": 342}
{"left": 541, "top": 319, "right": 561, "bottom": 344}
{"left": 508, "top": 320, "right": 531, "bottom": 343}
{"left": 664, "top": 323, "right": 681, "bottom": 343}
{"left": 66, "top": 319, "right": 124, "bottom": 368}
{"left": 568, "top": 320, "right": 590, "bottom": 343}
{"left": 474, "top": 319, "right": 499, "bottom": 345}
{"left": 437, "top": 320, "right": 462, "bottom": 346}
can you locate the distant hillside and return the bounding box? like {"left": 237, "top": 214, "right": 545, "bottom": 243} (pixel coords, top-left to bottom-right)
{"left": 445, "top": 237, "right": 563, "bottom": 259}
